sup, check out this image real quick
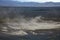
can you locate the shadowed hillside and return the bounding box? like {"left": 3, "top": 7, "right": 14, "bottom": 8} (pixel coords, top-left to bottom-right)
{"left": 0, "top": 7, "right": 60, "bottom": 21}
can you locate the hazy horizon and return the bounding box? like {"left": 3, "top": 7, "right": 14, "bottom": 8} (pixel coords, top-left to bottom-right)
{"left": 0, "top": 0, "right": 60, "bottom": 3}
{"left": 13, "top": 0, "right": 60, "bottom": 3}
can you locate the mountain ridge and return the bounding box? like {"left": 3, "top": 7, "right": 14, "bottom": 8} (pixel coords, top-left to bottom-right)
{"left": 0, "top": 0, "right": 60, "bottom": 7}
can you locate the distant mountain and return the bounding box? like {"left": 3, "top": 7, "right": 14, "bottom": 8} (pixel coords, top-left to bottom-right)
{"left": 0, "top": 0, "right": 60, "bottom": 7}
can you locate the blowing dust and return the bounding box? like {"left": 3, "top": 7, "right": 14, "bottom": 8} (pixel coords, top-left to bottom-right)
{"left": 1, "top": 16, "right": 60, "bottom": 35}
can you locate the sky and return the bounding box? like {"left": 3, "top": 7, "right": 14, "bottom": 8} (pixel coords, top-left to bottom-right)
{"left": 13, "top": 0, "right": 60, "bottom": 2}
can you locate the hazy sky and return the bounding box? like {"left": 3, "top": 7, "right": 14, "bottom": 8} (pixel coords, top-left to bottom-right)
{"left": 14, "top": 0, "right": 60, "bottom": 2}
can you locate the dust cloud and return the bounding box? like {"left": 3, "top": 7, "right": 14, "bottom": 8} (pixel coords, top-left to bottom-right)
{"left": 0, "top": 16, "right": 60, "bottom": 35}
